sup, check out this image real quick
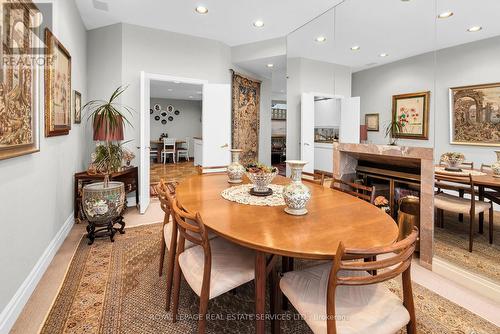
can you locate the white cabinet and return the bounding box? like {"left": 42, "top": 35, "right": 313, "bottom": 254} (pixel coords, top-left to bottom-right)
{"left": 314, "top": 143, "right": 333, "bottom": 173}
{"left": 314, "top": 99, "right": 340, "bottom": 127}
{"left": 193, "top": 138, "right": 203, "bottom": 166}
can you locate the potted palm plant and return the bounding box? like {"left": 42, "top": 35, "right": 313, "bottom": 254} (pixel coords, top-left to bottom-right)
{"left": 80, "top": 86, "right": 133, "bottom": 244}
{"left": 385, "top": 120, "right": 403, "bottom": 146}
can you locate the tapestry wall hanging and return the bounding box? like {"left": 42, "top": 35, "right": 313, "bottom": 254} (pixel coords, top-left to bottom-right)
{"left": 0, "top": 0, "right": 41, "bottom": 160}
{"left": 231, "top": 71, "right": 261, "bottom": 165}
{"left": 450, "top": 83, "right": 500, "bottom": 146}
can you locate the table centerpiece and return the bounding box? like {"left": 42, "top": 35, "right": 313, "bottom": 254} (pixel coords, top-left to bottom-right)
{"left": 245, "top": 162, "right": 278, "bottom": 196}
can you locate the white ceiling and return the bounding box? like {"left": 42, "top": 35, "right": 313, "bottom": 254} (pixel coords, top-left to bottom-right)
{"left": 288, "top": 0, "right": 500, "bottom": 72}
{"left": 150, "top": 80, "right": 203, "bottom": 100}
{"left": 75, "top": 0, "right": 343, "bottom": 46}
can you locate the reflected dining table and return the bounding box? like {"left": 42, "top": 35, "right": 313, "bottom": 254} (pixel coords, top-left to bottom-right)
{"left": 175, "top": 174, "right": 399, "bottom": 333}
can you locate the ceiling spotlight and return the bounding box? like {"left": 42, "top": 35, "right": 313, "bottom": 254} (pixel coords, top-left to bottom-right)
{"left": 379, "top": 53, "right": 389, "bottom": 57}
{"left": 351, "top": 45, "right": 361, "bottom": 51}
{"left": 253, "top": 20, "right": 264, "bottom": 28}
{"left": 189, "top": 95, "right": 194, "bottom": 98}
{"left": 438, "top": 11, "right": 453, "bottom": 19}
{"left": 315, "top": 36, "right": 327, "bottom": 43}
{"left": 195, "top": 6, "right": 208, "bottom": 14}
{"left": 467, "top": 26, "right": 482, "bottom": 32}
{"left": 196, "top": 91, "right": 202, "bottom": 94}
{"left": 267, "top": 63, "right": 274, "bottom": 68}
{"left": 167, "top": 89, "right": 173, "bottom": 92}
{"left": 174, "top": 81, "right": 180, "bottom": 84}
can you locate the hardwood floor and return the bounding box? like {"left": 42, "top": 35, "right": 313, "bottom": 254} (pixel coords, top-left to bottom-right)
{"left": 150, "top": 160, "right": 198, "bottom": 193}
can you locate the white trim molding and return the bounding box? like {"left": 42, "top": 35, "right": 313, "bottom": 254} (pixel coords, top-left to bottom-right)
{"left": 0, "top": 213, "right": 74, "bottom": 334}
{"left": 433, "top": 256, "right": 500, "bottom": 303}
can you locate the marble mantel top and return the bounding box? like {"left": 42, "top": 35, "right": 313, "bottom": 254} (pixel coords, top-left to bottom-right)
{"left": 335, "top": 143, "right": 434, "bottom": 161}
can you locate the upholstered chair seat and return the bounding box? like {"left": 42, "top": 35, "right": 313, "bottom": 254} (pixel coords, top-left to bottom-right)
{"left": 435, "top": 193, "right": 491, "bottom": 214}
{"left": 280, "top": 262, "right": 410, "bottom": 334}
{"left": 178, "top": 237, "right": 255, "bottom": 299}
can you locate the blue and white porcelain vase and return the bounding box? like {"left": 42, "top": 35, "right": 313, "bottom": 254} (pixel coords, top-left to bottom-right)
{"left": 283, "top": 160, "right": 311, "bottom": 216}
{"left": 227, "top": 149, "right": 245, "bottom": 184}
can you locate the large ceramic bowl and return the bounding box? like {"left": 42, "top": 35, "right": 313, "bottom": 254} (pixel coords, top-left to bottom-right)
{"left": 82, "top": 181, "right": 125, "bottom": 223}
{"left": 246, "top": 171, "right": 278, "bottom": 193}
{"left": 441, "top": 152, "right": 465, "bottom": 169}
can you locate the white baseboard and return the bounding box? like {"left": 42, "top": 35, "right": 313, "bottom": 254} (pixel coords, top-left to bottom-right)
{"left": 433, "top": 257, "right": 500, "bottom": 303}
{"left": 0, "top": 213, "right": 74, "bottom": 334}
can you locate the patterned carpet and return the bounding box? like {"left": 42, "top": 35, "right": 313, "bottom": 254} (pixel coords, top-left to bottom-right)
{"left": 40, "top": 223, "right": 499, "bottom": 334}
{"left": 435, "top": 211, "right": 500, "bottom": 284}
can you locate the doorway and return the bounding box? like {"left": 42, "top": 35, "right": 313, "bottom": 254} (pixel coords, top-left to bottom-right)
{"left": 139, "top": 72, "right": 231, "bottom": 213}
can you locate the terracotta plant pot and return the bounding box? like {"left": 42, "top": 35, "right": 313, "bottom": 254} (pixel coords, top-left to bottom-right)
{"left": 93, "top": 114, "right": 124, "bottom": 141}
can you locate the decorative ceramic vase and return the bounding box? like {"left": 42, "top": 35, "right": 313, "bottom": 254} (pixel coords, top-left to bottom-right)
{"left": 283, "top": 160, "right": 311, "bottom": 216}
{"left": 82, "top": 181, "right": 125, "bottom": 223}
{"left": 492, "top": 151, "right": 500, "bottom": 178}
{"left": 246, "top": 170, "right": 278, "bottom": 193}
{"left": 440, "top": 152, "right": 465, "bottom": 171}
{"left": 227, "top": 149, "right": 246, "bottom": 184}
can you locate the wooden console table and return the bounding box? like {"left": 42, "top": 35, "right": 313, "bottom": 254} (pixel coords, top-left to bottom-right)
{"left": 74, "top": 167, "right": 139, "bottom": 222}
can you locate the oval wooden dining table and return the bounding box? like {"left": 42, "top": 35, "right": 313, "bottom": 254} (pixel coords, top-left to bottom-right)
{"left": 175, "top": 173, "right": 399, "bottom": 334}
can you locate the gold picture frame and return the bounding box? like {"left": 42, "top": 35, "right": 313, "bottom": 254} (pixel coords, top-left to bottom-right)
{"left": 365, "top": 113, "right": 379, "bottom": 131}
{"left": 0, "top": 1, "right": 41, "bottom": 160}
{"left": 44, "top": 28, "right": 71, "bottom": 137}
{"left": 450, "top": 82, "right": 500, "bottom": 147}
{"left": 74, "top": 90, "right": 82, "bottom": 124}
{"left": 392, "top": 91, "right": 430, "bottom": 140}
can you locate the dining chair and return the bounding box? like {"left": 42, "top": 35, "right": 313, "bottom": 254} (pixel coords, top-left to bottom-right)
{"left": 479, "top": 164, "right": 500, "bottom": 206}
{"left": 156, "top": 179, "right": 218, "bottom": 311}
{"left": 150, "top": 145, "right": 159, "bottom": 163}
{"left": 302, "top": 171, "right": 326, "bottom": 186}
{"left": 279, "top": 228, "right": 419, "bottom": 334}
{"left": 197, "top": 165, "right": 228, "bottom": 174}
{"left": 330, "top": 178, "right": 376, "bottom": 204}
{"left": 177, "top": 137, "right": 190, "bottom": 162}
{"left": 161, "top": 138, "right": 176, "bottom": 164}
{"left": 480, "top": 163, "right": 492, "bottom": 172}
{"left": 435, "top": 174, "right": 493, "bottom": 252}
{"left": 170, "top": 199, "right": 255, "bottom": 333}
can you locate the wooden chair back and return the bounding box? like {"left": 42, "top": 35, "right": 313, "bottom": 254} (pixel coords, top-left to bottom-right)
{"left": 435, "top": 174, "right": 475, "bottom": 207}
{"left": 163, "top": 138, "right": 176, "bottom": 151}
{"left": 197, "top": 165, "right": 228, "bottom": 175}
{"left": 326, "top": 228, "right": 418, "bottom": 333}
{"left": 156, "top": 179, "right": 177, "bottom": 225}
{"left": 330, "top": 178, "right": 375, "bottom": 203}
{"left": 438, "top": 159, "right": 474, "bottom": 170}
{"left": 171, "top": 198, "right": 210, "bottom": 250}
{"left": 481, "top": 163, "right": 492, "bottom": 172}
{"left": 302, "top": 171, "right": 325, "bottom": 186}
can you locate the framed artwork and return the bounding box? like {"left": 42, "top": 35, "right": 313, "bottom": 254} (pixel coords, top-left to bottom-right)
{"left": 44, "top": 28, "right": 71, "bottom": 137}
{"left": 392, "top": 91, "right": 430, "bottom": 140}
{"left": 365, "top": 113, "right": 379, "bottom": 131}
{"left": 0, "top": 1, "right": 41, "bottom": 160}
{"left": 450, "top": 83, "right": 500, "bottom": 146}
{"left": 74, "top": 90, "right": 82, "bottom": 124}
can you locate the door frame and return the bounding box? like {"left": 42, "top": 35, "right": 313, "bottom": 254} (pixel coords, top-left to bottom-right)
{"left": 139, "top": 71, "right": 208, "bottom": 213}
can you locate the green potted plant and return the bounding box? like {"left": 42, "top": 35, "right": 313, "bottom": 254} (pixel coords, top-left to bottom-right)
{"left": 80, "top": 86, "right": 133, "bottom": 242}
{"left": 384, "top": 120, "right": 403, "bottom": 146}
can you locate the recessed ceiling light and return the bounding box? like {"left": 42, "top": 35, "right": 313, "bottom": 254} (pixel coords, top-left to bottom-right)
{"left": 174, "top": 81, "right": 180, "bottom": 84}
{"left": 167, "top": 89, "right": 173, "bottom": 92}
{"left": 196, "top": 91, "right": 202, "bottom": 94}
{"left": 351, "top": 45, "right": 361, "bottom": 51}
{"left": 467, "top": 26, "right": 482, "bottom": 32}
{"left": 195, "top": 6, "right": 208, "bottom": 14}
{"left": 379, "top": 53, "right": 389, "bottom": 57}
{"left": 253, "top": 20, "right": 264, "bottom": 28}
{"left": 315, "top": 36, "right": 327, "bottom": 43}
{"left": 267, "top": 63, "right": 274, "bottom": 68}
{"left": 189, "top": 95, "right": 194, "bottom": 98}
{"left": 438, "top": 11, "right": 453, "bottom": 19}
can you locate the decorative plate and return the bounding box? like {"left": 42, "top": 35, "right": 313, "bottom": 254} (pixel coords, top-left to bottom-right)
{"left": 167, "top": 105, "right": 174, "bottom": 112}
{"left": 168, "top": 116, "right": 174, "bottom": 121}
{"left": 154, "top": 104, "right": 161, "bottom": 111}
{"left": 154, "top": 116, "right": 160, "bottom": 121}
{"left": 174, "top": 110, "right": 180, "bottom": 115}
{"left": 161, "top": 119, "right": 167, "bottom": 125}
{"left": 161, "top": 112, "right": 167, "bottom": 117}
{"left": 149, "top": 108, "right": 153, "bottom": 114}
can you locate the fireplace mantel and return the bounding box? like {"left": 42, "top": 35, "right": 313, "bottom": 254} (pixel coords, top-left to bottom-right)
{"left": 333, "top": 143, "right": 434, "bottom": 268}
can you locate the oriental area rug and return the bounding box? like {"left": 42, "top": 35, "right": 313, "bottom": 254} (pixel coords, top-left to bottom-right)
{"left": 40, "top": 223, "right": 498, "bottom": 334}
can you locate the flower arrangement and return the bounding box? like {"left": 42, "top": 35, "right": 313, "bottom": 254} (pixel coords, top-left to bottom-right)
{"left": 245, "top": 162, "right": 278, "bottom": 174}
{"left": 245, "top": 162, "right": 278, "bottom": 193}
{"left": 440, "top": 152, "right": 465, "bottom": 169}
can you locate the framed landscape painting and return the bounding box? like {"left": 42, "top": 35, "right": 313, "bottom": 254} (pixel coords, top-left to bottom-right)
{"left": 450, "top": 83, "right": 500, "bottom": 146}
{"left": 0, "top": 1, "right": 41, "bottom": 160}
{"left": 391, "top": 91, "right": 430, "bottom": 140}
{"left": 44, "top": 28, "right": 71, "bottom": 137}
{"left": 365, "top": 113, "right": 379, "bottom": 131}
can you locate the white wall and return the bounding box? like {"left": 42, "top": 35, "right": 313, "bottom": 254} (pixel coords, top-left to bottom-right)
{"left": 0, "top": 0, "right": 88, "bottom": 329}
{"left": 286, "top": 57, "right": 352, "bottom": 162}
{"left": 353, "top": 35, "right": 500, "bottom": 165}
{"left": 150, "top": 98, "right": 202, "bottom": 157}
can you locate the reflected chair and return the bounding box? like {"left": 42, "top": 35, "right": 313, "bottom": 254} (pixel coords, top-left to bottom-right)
{"left": 435, "top": 174, "right": 493, "bottom": 252}
{"left": 177, "top": 137, "right": 190, "bottom": 162}
{"left": 279, "top": 228, "right": 419, "bottom": 334}
{"left": 161, "top": 138, "right": 176, "bottom": 164}
{"left": 330, "top": 178, "right": 376, "bottom": 204}
{"left": 398, "top": 196, "right": 420, "bottom": 251}
{"left": 171, "top": 199, "right": 255, "bottom": 333}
